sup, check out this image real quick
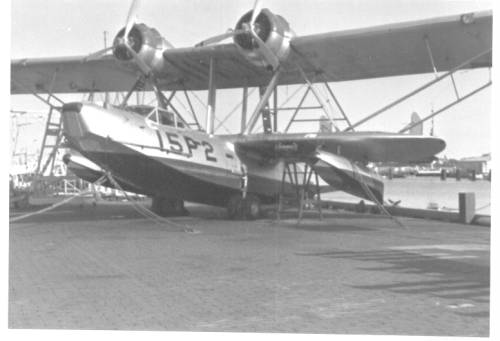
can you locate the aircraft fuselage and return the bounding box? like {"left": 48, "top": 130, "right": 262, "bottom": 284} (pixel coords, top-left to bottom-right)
{"left": 61, "top": 102, "right": 302, "bottom": 207}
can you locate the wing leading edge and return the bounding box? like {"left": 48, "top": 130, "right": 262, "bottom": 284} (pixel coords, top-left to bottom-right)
{"left": 233, "top": 132, "right": 445, "bottom": 203}
{"left": 11, "top": 10, "right": 492, "bottom": 94}
{"left": 232, "top": 132, "right": 446, "bottom": 163}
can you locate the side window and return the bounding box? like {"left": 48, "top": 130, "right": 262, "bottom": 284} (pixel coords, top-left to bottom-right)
{"left": 160, "top": 112, "right": 175, "bottom": 127}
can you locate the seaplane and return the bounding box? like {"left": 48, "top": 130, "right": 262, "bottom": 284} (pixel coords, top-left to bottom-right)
{"left": 11, "top": 1, "right": 492, "bottom": 219}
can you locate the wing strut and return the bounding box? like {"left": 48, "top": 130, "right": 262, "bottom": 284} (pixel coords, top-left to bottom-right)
{"left": 206, "top": 57, "right": 217, "bottom": 135}
{"left": 243, "top": 66, "right": 282, "bottom": 134}
{"left": 399, "top": 80, "right": 491, "bottom": 134}
{"left": 181, "top": 84, "right": 201, "bottom": 130}
{"left": 296, "top": 66, "right": 340, "bottom": 132}
{"left": 344, "top": 48, "right": 491, "bottom": 132}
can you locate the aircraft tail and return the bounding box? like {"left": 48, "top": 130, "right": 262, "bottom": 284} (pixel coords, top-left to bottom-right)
{"left": 408, "top": 112, "right": 423, "bottom": 135}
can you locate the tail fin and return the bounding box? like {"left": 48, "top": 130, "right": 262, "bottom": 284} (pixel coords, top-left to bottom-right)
{"left": 409, "top": 112, "right": 423, "bottom": 135}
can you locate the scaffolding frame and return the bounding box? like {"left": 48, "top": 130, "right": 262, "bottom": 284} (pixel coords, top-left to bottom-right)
{"left": 277, "top": 161, "right": 323, "bottom": 222}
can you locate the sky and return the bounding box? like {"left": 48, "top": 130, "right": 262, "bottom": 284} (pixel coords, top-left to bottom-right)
{"left": 8, "top": 0, "right": 493, "bottom": 160}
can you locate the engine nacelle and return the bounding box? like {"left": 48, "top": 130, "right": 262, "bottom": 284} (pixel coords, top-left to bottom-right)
{"left": 113, "top": 24, "right": 172, "bottom": 74}
{"left": 233, "top": 9, "right": 295, "bottom": 69}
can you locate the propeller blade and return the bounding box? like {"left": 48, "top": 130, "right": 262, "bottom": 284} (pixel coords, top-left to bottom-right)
{"left": 250, "top": 0, "right": 263, "bottom": 26}
{"left": 83, "top": 46, "right": 114, "bottom": 61}
{"left": 195, "top": 29, "right": 246, "bottom": 47}
{"left": 124, "top": 43, "right": 151, "bottom": 75}
{"left": 250, "top": 28, "right": 279, "bottom": 69}
{"left": 124, "top": 0, "right": 141, "bottom": 39}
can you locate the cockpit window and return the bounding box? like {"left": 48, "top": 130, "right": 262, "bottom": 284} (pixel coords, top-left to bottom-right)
{"left": 125, "top": 105, "right": 154, "bottom": 117}
{"left": 125, "top": 105, "right": 185, "bottom": 129}
{"left": 159, "top": 111, "right": 175, "bottom": 126}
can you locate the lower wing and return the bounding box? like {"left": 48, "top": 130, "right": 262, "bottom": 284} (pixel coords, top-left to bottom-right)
{"left": 234, "top": 132, "right": 445, "bottom": 202}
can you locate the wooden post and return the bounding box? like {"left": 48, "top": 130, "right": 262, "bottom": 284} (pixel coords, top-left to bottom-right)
{"left": 459, "top": 192, "right": 475, "bottom": 224}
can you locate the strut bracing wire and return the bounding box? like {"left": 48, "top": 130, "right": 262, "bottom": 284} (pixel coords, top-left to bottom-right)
{"left": 350, "top": 162, "right": 407, "bottom": 229}
{"left": 104, "top": 171, "right": 198, "bottom": 233}
{"left": 10, "top": 175, "right": 107, "bottom": 223}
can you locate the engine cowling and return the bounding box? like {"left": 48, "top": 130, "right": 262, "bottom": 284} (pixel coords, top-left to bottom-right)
{"left": 233, "top": 9, "right": 295, "bottom": 69}
{"left": 113, "top": 24, "right": 172, "bottom": 74}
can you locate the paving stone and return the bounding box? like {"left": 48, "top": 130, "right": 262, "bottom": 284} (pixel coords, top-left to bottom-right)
{"left": 9, "top": 203, "right": 490, "bottom": 336}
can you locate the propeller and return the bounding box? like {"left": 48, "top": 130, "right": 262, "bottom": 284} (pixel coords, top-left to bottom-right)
{"left": 250, "top": 0, "right": 263, "bottom": 26}
{"left": 120, "top": 0, "right": 153, "bottom": 74}
{"left": 248, "top": 21, "right": 280, "bottom": 69}
{"left": 124, "top": 0, "right": 141, "bottom": 39}
{"left": 194, "top": 0, "right": 279, "bottom": 69}
{"left": 123, "top": 44, "right": 152, "bottom": 75}
{"left": 109, "top": 0, "right": 152, "bottom": 75}
{"left": 196, "top": 0, "right": 263, "bottom": 47}
{"left": 82, "top": 0, "right": 150, "bottom": 74}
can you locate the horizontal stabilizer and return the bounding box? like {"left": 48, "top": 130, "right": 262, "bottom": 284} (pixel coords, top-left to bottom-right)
{"left": 312, "top": 150, "right": 384, "bottom": 203}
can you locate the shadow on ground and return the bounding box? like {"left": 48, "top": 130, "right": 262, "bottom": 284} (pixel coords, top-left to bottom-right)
{"left": 297, "top": 248, "right": 490, "bottom": 307}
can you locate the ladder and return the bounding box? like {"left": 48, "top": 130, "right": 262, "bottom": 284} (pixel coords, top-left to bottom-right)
{"left": 35, "top": 101, "right": 64, "bottom": 177}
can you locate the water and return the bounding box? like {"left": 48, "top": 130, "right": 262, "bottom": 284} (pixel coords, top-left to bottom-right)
{"left": 323, "top": 177, "right": 491, "bottom": 215}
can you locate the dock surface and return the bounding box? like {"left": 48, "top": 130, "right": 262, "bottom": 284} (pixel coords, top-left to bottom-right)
{"left": 9, "top": 202, "right": 490, "bottom": 336}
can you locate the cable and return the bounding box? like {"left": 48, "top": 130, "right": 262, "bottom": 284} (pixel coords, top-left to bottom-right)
{"left": 476, "top": 203, "right": 491, "bottom": 212}
{"left": 10, "top": 176, "right": 107, "bottom": 223}
{"left": 350, "top": 160, "right": 407, "bottom": 229}
{"left": 104, "top": 171, "right": 198, "bottom": 233}
{"left": 11, "top": 174, "right": 199, "bottom": 234}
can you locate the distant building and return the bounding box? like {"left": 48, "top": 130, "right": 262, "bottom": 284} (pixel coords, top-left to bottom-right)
{"left": 456, "top": 154, "right": 491, "bottom": 175}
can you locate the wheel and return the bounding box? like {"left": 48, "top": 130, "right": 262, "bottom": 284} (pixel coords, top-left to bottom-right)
{"left": 227, "top": 195, "right": 243, "bottom": 219}
{"left": 242, "top": 195, "right": 261, "bottom": 220}
{"left": 171, "top": 198, "right": 189, "bottom": 216}
{"left": 151, "top": 196, "right": 188, "bottom": 217}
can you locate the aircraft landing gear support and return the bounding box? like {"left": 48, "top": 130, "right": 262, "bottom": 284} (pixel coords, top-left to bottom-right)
{"left": 151, "top": 195, "right": 189, "bottom": 217}
{"left": 227, "top": 194, "right": 261, "bottom": 220}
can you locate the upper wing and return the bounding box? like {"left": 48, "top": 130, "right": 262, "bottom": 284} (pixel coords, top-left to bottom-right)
{"left": 11, "top": 56, "right": 141, "bottom": 94}
{"left": 11, "top": 10, "right": 491, "bottom": 94}
{"left": 290, "top": 10, "right": 492, "bottom": 82}
{"left": 231, "top": 132, "right": 446, "bottom": 163}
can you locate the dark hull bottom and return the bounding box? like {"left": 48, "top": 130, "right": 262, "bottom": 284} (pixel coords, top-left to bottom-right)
{"left": 84, "top": 150, "right": 242, "bottom": 207}
{"left": 68, "top": 134, "right": 325, "bottom": 208}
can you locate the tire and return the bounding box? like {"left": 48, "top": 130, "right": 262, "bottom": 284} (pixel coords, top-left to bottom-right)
{"left": 243, "top": 195, "right": 261, "bottom": 220}
{"left": 171, "top": 199, "right": 189, "bottom": 216}
{"left": 227, "top": 195, "right": 242, "bottom": 220}
{"left": 151, "top": 196, "right": 187, "bottom": 217}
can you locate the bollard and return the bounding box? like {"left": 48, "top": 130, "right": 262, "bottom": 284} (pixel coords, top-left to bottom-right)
{"left": 440, "top": 169, "right": 447, "bottom": 181}
{"left": 456, "top": 169, "right": 461, "bottom": 181}
{"left": 459, "top": 192, "right": 475, "bottom": 224}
